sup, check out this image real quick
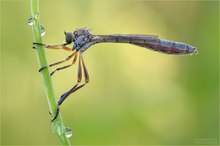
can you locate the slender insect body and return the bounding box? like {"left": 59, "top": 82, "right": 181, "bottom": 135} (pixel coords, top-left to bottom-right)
{"left": 70, "top": 28, "right": 197, "bottom": 55}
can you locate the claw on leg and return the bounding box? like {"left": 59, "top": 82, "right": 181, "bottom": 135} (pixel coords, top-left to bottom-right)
{"left": 51, "top": 107, "right": 60, "bottom": 122}
{"left": 32, "top": 45, "right": 37, "bottom": 49}
{"left": 38, "top": 66, "right": 47, "bottom": 72}
{"left": 33, "top": 42, "right": 44, "bottom": 45}
{"left": 33, "top": 42, "right": 46, "bottom": 47}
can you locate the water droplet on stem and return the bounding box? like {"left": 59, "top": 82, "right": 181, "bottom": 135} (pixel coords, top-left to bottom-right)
{"left": 65, "top": 127, "right": 72, "bottom": 138}
{"left": 40, "top": 25, "right": 45, "bottom": 36}
{"left": 27, "top": 17, "right": 33, "bottom": 26}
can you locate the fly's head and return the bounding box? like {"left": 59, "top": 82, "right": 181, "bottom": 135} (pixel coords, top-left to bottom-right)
{"left": 64, "top": 31, "right": 74, "bottom": 45}
{"left": 72, "top": 28, "right": 93, "bottom": 51}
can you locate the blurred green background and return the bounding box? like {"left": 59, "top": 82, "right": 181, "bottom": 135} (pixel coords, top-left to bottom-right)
{"left": 1, "top": 0, "right": 219, "bottom": 145}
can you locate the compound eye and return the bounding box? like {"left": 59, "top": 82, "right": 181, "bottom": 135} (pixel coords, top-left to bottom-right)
{"left": 64, "top": 31, "right": 73, "bottom": 44}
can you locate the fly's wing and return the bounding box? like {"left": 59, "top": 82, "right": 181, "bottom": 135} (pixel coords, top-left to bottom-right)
{"left": 126, "top": 35, "right": 159, "bottom": 49}
{"left": 94, "top": 34, "right": 159, "bottom": 44}
{"left": 111, "top": 34, "right": 162, "bottom": 53}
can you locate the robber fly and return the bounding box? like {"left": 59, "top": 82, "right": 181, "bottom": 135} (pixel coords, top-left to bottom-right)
{"left": 33, "top": 27, "right": 197, "bottom": 122}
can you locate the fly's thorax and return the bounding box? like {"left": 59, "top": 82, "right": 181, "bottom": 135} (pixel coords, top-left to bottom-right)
{"left": 73, "top": 36, "right": 87, "bottom": 51}
{"left": 72, "top": 28, "right": 93, "bottom": 51}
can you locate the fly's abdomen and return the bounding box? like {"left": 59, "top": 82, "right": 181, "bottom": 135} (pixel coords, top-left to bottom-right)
{"left": 159, "top": 40, "right": 197, "bottom": 54}
{"left": 145, "top": 39, "right": 197, "bottom": 55}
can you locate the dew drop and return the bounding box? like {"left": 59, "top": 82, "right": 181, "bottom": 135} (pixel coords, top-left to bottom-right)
{"left": 194, "top": 49, "right": 198, "bottom": 55}
{"left": 27, "top": 17, "right": 33, "bottom": 26}
{"left": 65, "top": 127, "right": 72, "bottom": 138}
{"left": 189, "top": 49, "right": 198, "bottom": 56}
{"left": 40, "top": 25, "right": 45, "bottom": 36}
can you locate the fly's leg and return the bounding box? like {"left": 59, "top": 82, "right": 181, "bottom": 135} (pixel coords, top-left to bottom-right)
{"left": 51, "top": 52, "right": 89, "bottom": 122}
{"left": 81, "top": 53, "right": 90, "bottom": 83}
{"left": 33, "top": 42, "right": 72, "bottom": 51}
{"left": 33, "top": 42, "right": 73, "bottom": 72}
{"left": 38, "top": 52, "right": 76, "bottom": 72}
{"left": 50, "top": 52, "right": 78, "bottom": 76}
{"left": 59, "top": 53, "right": 89, "bottom": 97}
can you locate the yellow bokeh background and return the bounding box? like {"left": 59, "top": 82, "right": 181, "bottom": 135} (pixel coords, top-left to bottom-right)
{"left": 1, "top": 0, "right": 219, "bottom": 145}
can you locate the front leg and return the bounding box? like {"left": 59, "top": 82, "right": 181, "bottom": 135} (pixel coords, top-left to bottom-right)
{"left": 33, "top": 42, "right": 72, "bottom": 51}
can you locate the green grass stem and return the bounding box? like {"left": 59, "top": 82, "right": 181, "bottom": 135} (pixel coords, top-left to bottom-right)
{"left": 30, "top": 0, "right": 71, "bottom": 145}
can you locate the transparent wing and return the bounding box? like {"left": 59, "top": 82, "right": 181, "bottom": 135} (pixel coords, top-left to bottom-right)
{"left": 94, "top": 34, "right": 159, "bottom": 44}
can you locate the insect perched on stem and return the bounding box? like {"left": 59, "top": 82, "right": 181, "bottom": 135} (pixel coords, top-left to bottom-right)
{"left": 33, "top": 27, "right": 197, "bottom": 122}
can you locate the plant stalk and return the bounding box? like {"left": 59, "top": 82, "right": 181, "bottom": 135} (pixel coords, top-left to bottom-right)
{"left": 30, "top": 0, "right": 71, "bottom": 145}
